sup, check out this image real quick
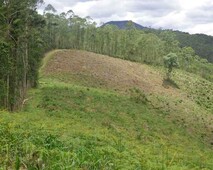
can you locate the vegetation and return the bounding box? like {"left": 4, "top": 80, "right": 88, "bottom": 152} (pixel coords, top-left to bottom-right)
{"left": 0, "top": 50, "right": 213, "bottom": 169}
{"left": 0, "top": 2, "right": 213, "bottom": 169}
{"left": 0, "top": 2, "right": 213, "bottom": 110}
{"left": 175, "top": 31, "right": 213, "bottom": 63}
{"left": 103, "top": 20, "right": 145, "bottom": 29}
{"left": 104, "top": 21, "right": 213, "bottom": 63}
{"left": 163, "top": 53, "right": 179, "bottom": 79}
{"left": 0, "top": 0, "right": 45, "bottom": 111}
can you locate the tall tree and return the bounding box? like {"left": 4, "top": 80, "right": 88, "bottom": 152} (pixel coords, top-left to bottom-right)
{"left": 0, "top": 0, "right": 44, "bottom": 110}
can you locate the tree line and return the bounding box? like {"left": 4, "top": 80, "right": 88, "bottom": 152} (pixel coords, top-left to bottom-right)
{"left": 0, "top": 2, "right": 212, "bottom": 111}
{"left": 175, "top": 31, "right": 213, "bottom": 63}
{"left": 43, "top": 5, "right": 212, "bottom": 81}
{"left": 0, "top": 0, "right": 45, "bottom": 111}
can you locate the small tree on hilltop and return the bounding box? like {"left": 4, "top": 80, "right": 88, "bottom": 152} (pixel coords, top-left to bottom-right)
{"left": 163, "top": 53, "right": 179, "bottom": 79}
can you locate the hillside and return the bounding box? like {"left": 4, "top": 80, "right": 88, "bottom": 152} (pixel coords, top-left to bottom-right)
{"left": 174, "top": 31, "right": 213, "bottom": 63}
{"left": 103, "top": 21, "right": 213, "bottom": 63}
{"left": 0, "top": 50, "right": 213, "bottom": 169}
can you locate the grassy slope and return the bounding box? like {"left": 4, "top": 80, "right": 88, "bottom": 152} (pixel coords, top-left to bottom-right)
{"left": 0, "top": 50, "right": 213, "bottom": 170}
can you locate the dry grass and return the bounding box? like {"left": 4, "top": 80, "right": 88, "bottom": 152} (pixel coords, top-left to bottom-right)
{"left": 44, "top": 50, "right": 182, "bottom": 96}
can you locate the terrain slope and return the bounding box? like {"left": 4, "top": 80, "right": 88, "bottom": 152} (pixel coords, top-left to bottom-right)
{"left": 0, "top": 50, "right": 213, "bottom": 169}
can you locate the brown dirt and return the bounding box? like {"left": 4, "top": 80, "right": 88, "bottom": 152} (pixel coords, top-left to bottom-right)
{"left": 44, "top": 50, "right": 183, "bottom": 97}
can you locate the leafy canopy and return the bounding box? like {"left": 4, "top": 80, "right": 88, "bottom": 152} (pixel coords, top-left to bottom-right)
{"left": 163, "top": 52, "right": 179, "bottom": 78}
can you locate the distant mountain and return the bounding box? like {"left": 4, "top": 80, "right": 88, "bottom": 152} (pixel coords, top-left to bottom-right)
{"left": 102, "top": 20, "right": 145, "bottom": 30}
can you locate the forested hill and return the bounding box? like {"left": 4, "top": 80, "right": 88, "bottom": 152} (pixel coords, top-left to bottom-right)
{"left": 146, "top": 29, "right": 213, "bottom": 63}
{"left": 103, "top": 21, "right": 145, "bottom": 29}
{"left": 174, "top": 31, "right": 213, "bottom": 63}
{"left": 104, "top": 21, "right": 213, "bottom": 63}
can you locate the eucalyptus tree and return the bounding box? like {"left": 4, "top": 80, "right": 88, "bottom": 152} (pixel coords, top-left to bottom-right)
{"left": 83, "top": 18, "right": 97, "bottom": 51}
{"left": 0, "top": 0, "right": 45, "bottom": 110}
{"left": 180, "top": 46, "right": 195, "bottom": 70}
{"left": 160, "top": 31, "right": 180, "bottom": 54}
{"left": 124, "top": 26, "right": 139, "bottom": 60}
{"left": 43, "top": 5, "right": 59, "bottom": 49}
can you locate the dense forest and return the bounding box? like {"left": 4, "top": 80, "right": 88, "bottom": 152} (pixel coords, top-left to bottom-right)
{"left": 104, "top": 21, "right": 213, "bottom": 63}
{"left": 0, "top": 1, "right": 212, "bottom": 111}
{"left": 145, "top": 29, "right": 213, "bottom": 63}
{"left": 0, "top": 0, "right": 45, "bottom": 111}
{"left": 174, "top": 31, "right": 213, "bottom": 63}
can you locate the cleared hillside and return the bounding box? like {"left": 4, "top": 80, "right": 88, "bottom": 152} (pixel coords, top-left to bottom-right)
{"left": 0, "top": 50, "right": 213, "bottom": 169}
{"left": 43, "top": 50, "right": 179, "bottom": 94}
{"left": 43, "top": 50, "right": 213, "bottom": 142}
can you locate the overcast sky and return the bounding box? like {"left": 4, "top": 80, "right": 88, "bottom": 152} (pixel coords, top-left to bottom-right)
{"left": 39, "top": 0, "right": 213, "bottom": 36}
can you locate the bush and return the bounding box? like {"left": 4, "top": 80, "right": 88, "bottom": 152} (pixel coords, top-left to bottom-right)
{"left": 163, "top": 53, "right": 179, "bottom": 79}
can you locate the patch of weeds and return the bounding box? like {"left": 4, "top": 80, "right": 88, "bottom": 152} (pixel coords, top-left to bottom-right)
{"left": 162, "top": 78, "right": 180, "bottom": 89}
{"left": 113, "top": 137, "right": 126, "bottom": 152}
{"left": 129, "top": 88, "right": 149, "bottom": 104}
{"left": 0, "top": 122, "right": 70, "bottom": 169}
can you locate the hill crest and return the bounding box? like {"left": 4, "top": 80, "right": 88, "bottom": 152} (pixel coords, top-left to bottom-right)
{"left": 102, "top": 20, "right": 145, "bottom": 29}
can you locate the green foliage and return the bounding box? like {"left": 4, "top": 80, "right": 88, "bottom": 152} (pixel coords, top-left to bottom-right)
{"left": 163, "top": 53, "right": 179, "bottom": 79}
{"left": 159, "top": 31, "right": 180, "bottom": 54}
{"left": 0, "top": 80, "right": 6, "bottom": 106}
{"left": 0, "top": 2, "right": 212, "bottom": 112}
{"left": 1, "top": 69, "right": 213, "bottom": 169}
{"left": 43, "top": 8, "right": 212, "bottom": 83}
{"left": 180, "top": 46, "right": 195, "bottom": 69}
{"left": 0, "top": 1, "right": 213, "bottom": 168}
{"left": 0, "top": 0, "right": 45, "bottom": 110}
{"left": 129, "top": 88, "right": 149, "bottom": 104}
{"left": 173, "top": 72, "right": 213, "bottom": 112}
{"left": 0, "top": 41, "right": 10, "bottom": 75}
{"left": 44, "top": 4, "right": 57, "bottom": 13}
{"left": 175, "top": 31, "right": 213, "bottom": 63}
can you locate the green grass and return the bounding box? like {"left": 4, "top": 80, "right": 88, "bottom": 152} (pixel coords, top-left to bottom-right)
{"left": 173, "top": 70, "right": 213, "bottom": 112}
{"left": 0, "top": 51, "right": 213, "bottom": 169}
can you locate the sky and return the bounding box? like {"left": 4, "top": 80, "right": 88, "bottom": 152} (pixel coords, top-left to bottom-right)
{"left": 38, "top": 0, "right": 213, "bottom": 36}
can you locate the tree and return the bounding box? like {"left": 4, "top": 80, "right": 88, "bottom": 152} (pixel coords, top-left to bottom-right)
{"left": 163, "top": 53, "right": 179, "bottom": 79}
{"left": 44, "top": 4, "right": 57, "bottom": 14}
{"left": 160, "top": 31, "right": 180, "bottom": 54}
{"left": 0, "top": 0, "right": 45, "bottom": 111}
{"left": 180, "top": 46, "right": 195, "bottom": 70}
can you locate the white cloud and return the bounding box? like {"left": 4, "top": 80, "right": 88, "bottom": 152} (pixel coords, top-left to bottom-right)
{"left": 39, "top": 0, "right": 213, "bottom": 36}
{"left": 185, "top": 23, "right": 213, "bottom": 35}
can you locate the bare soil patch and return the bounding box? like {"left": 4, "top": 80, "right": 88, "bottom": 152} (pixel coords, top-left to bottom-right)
{"left": 44, "top": 50, "right": 182, "bottom": 97}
